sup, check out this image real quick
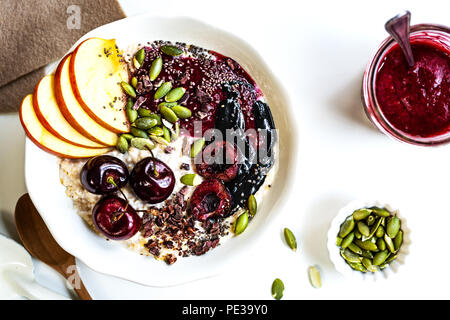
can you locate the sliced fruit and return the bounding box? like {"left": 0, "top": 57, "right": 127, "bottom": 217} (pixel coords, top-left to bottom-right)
{"left": 190, "top": 178, "right": 231, "bottom": 221}
{"left": 55, "top": 54, "right": 118, "bottom": 146}
{"left": 20, "top": 95, "right": 111, "bottom": 158}
{"left": 70, "top": 38, "right": 130, "bottom": 133}
{"left": 33, "top": 75, "right": 104, "bottom": 148}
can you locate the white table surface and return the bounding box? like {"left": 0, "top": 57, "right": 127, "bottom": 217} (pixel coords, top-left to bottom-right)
{"left": 1, "top": 0, "right": 449, "bottom": 299}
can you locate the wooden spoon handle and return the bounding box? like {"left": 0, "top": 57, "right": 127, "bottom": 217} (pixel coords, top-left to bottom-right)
{"left": 59, "top": 261, "right": 92, "bottom": 300}
{"left": 73, "top": 279, "right": 92, "bottom": 300}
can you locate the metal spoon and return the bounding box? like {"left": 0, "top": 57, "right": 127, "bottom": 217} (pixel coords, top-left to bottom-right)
{"left": 385, "top": 11, "right": 415, "bottom": 67}
{"left": 14, "top": 194, "right": 92, "bottom": 300}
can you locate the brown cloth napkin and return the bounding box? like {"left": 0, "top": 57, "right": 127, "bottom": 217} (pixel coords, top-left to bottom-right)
{"left": 0, "top": 0, "right": 126, "bottom": 113}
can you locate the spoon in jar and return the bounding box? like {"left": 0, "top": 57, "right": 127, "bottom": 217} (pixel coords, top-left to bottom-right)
{"left": 385, "top": 11, "right": 415, "bottom": 67}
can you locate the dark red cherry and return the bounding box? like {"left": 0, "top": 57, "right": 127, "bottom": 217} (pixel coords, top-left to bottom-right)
{"left": 195, "top": 141, "right": 239, "bottom": 182}
{"left": 130, "top": 157, "right": 175, "bottom": 204}
{"left": 190, "top": 178, "right": 231, "bottom": 221}
{"left": 80, "top": 155, "right": 129, "bottom": 194}
{"left": 92, "top": 195, "right": 141, "bottom": 240}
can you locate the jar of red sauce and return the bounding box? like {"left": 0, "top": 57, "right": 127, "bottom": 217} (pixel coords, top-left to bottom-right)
{"left": 362, "top": 24, "right": 450, "bottom": 146}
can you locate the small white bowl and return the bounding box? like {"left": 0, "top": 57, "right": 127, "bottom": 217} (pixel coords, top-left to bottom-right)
{"left": 327, "top": 200, "right": 411, "bottom": 280}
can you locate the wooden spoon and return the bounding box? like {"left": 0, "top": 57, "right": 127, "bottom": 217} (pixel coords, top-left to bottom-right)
{"left": 14, "top": 194, "right": 92, "bottom": 300}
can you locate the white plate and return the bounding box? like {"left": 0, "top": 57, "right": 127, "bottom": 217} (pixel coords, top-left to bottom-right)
{"left": 25, "top": 15, "right": 298, "bottom": 286}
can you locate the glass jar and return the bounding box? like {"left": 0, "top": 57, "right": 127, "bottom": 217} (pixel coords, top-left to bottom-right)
{"left": 362, "top": 24, "right": 450, "bottom": 146}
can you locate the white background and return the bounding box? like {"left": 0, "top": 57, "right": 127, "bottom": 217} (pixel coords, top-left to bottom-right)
{"left": 1, "top": 0, "right": 449, "bottom": 299}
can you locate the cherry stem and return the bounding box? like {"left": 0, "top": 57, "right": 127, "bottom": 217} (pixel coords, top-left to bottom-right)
{"left": 145, "top": 145, "right": 159, "bottom": 178}
{"left": 106, "top": 176, "right": 129, "bottom": 210}
{"left": 111, "top": 211, "right": 125, "bottom": 223}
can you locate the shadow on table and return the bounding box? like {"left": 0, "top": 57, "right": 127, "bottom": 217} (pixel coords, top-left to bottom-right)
{"left": 328, "top": 70, "right": 379, "bottom": 134}
{"left": 302, "top": 195, "right": 349, "bottom": 271}
{"left": 0, "top": 209, "right": 20, "bottom": 243}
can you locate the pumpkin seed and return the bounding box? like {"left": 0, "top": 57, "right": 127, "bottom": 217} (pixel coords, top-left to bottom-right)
{"left": 190, "top": 138, "right": 205, "bottom": 158}
{"left": 135, "top": 48, "right": 145, "bottom": 65}
{"left": 131, "top": 76, "right": 138, "bottom": 88}
{"left": 149, "top": 56, "right": 162, "bottom": 81}
{"left": 377, "top": 238, "right": 386, "bottom": 251}
{"left": 386, "top": 216, "right": 401, "bottom": 238}
{"left": 133, "top": 57, "right": 141, "bottom": 69}
{"left": 366, "top": 215, "right": 376, "bottom": 226}
{"left": 353, "top": 208, "right": 371, "bottom": 220}
{"left": 165, "top": 87, "right": 186, "bottom": 102}
{"left": 394, "top": 230, "right": 403, "bottom": 251}
{"left": 148, "top": 126, "right": 164, "bottom": 136}
{"left": 161, "top": 45, "right": 183, "bottom": 56}
{"left": 171, "top": 122, "right": 180, "bottom": 141}
{"left": 180, "top": 173, "right": 202, "bottom": 186}
{"left": 357, "top": 221, "right": 370, "bottom": 237}
{"left": 121, "top": 81, "right": 136, "bottom": 98}
{"left": 126, "top": 104, "right": 138, "bottom": 123}
{"left": 361, "top": 250, "right": 374, "bottom": 259}
{"left": 308, "top": 266, "right": 322, "bottom": 288}
{"left": 341, "top": 249, "right": 362, "bottom": 263}
{"left": 384, "top": 234, "right": 396, "bottom": 253}
{"left": 171, "top": 105, "right": 192, "bottom": 119}
{"left": 120, "top": 133, "right": 134, "bottom": 141}
{"left": 130, "top": 127, "right": 149, "bottom": 139}
{"left": 385, "top": 253, "right": 398, "bottom": 264}
{"left": 354, "top": 229, "right": 362, "bottom": 239}
{"left": 135, "top": 117, "right": 158, "bottom": 130}
{"left": 341, "top": 232, "right": 354, "bottom": 249}
{"left": 160, "top": 106, "right": 178, "bottom": 123}
{"left": 371, "top": 207, "right": 391, "bottom": 217}
{"left": 336, "top": 237, "right": 343, "bottom": 246}
{"left": 137, "top": 108, "right": 152, "bottom": 117}
{"left": 284, "top": 228, "right": 297, "bottom": 251}
{"left": 147, "top": 113, "right": 162, "bottom": 125}
{"left": 116, "top": 135, "right": 128, "bottom": 153}
{"left": 373, "top": 250, "right": 389, "bottom": 266}
{"left": 154, "top": 81, "right": 172, "bottom": 100}
{"left": 163, "top": 126, "right": 171, "bottom": 143}
{"left": 248, "top": 194, "right": 257, "bottom": 216}
{"left": 150, "top": 135, "right": 170, "bottom": 146}
{"left": 354, "top": 239, "right": 378, "bottom": 252}
{"left": 271, "top": 278, "right": 284, "bottom": 300}
{"left": 376, "top": 225, "right": 385, "bottom": 238}
{"left": 348, "top": 242, "right": 363, "bottom": 255}
{"left": 130, "top": 137, "right": 155, "bottom": 150}
{"left": 338, "top": 217, "right": 355, "bottom": 238}
{"left": 362, "top": 258, "right": 378, "bottom": 273}
{"left": 348, "top": 262, "right": 367, "bottom": 273}
{"left": 158, "top": 101, "right": 178, "bottom": 108}
{"left": 234, "top": 211, "right": 249, "bottom": 235}
{"left": 366, "top": 217, "right": 384, "bottom": 240}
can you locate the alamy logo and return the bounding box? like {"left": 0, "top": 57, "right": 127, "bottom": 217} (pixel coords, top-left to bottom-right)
{"left": 66, "top": 5, "right": 81, "bottom": 30}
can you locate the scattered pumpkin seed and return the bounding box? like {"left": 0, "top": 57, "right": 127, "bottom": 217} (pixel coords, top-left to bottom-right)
{"left": 133, "top": 57, "right": 141, "bottom": 69}
{"left": 135, "top": 48, "right": 145, "bottom": 65}
{"left": 130, "top": 137, "right": 155, "bottom": 150}
{"left": 271, "top": 278, "right": 284, "bottom": 300}
{"left": 308, "top": 266, "right": 322, "bottom": 288}
{"left": 158, "top": 101, "right": 178, "bottom": 108}
{"left": 137, "top": 108, "right": 152, "bottom": 117}
{"left": 126, "top": 103, "right": 138, "bottom": 123}
{"left": 149, "top": 56, "right": 162, "bottom": 81}
{"left": 148, "top": 126, "right": 164, "bottom": 136}
{"left": 130, "top": 127, "right": 149, "bottom": 139}
{"left": 121, "top": 81, "right": 136, "bottom": 98}
{"left": 135, "top": 117, "right": 158, "bottom": 130}
{"left": 120, "top": 133, "right": 134, "bottom": 141}
{"left": 116, "top": 135, "right": 128, "bottom": 153}
{"left": 161, "top": 45, "right": 183, "bottom": 56}
{"left": 234, "top": 211, "right": 249, "bottom": 235}
{"left": 150, "top": 135, "right": 170, "bottom": 146}
{"left": 171, "top": 105, "right": 192, "bottom": 119}
{"left": 248, "top": 194, "right": 257, "bottom": 216}
{"left": 190, "top": 138, "right": 205, "bottom": 158}
{"left": 180, "top": 173, "right": 202, "bottom": 186}
{"left": 165, "top": 87, "right": 186, "bottom": 102}
{"left": 171, "top": 122, "right": 180, "bottom": 141}
{"left": 162, "top": 126, "right": 171, "bottom": 143}
{"left": 160, "top": 106, "right": 179, "bottom": 123}
{"left": 131, "top": 76, "right": 138, "bottom": 88}
{"left": 284, "top": 228, "right": 297, "bottom": 251}
{"left": 154, "top": 81, "right": 172, "bottom": 100}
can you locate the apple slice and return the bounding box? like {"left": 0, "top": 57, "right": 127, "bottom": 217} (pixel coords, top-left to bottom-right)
{"left": 20, "top": 95, "right": 111, "bottom": 158}
{"left": 33, "top": 75, "right": 104, "bottom": 149}
{"left": 55, "top": 54, "right": 118, "bottom": 147}
{"left": 70, "top": 38, "right": 130, "bottom": 133}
